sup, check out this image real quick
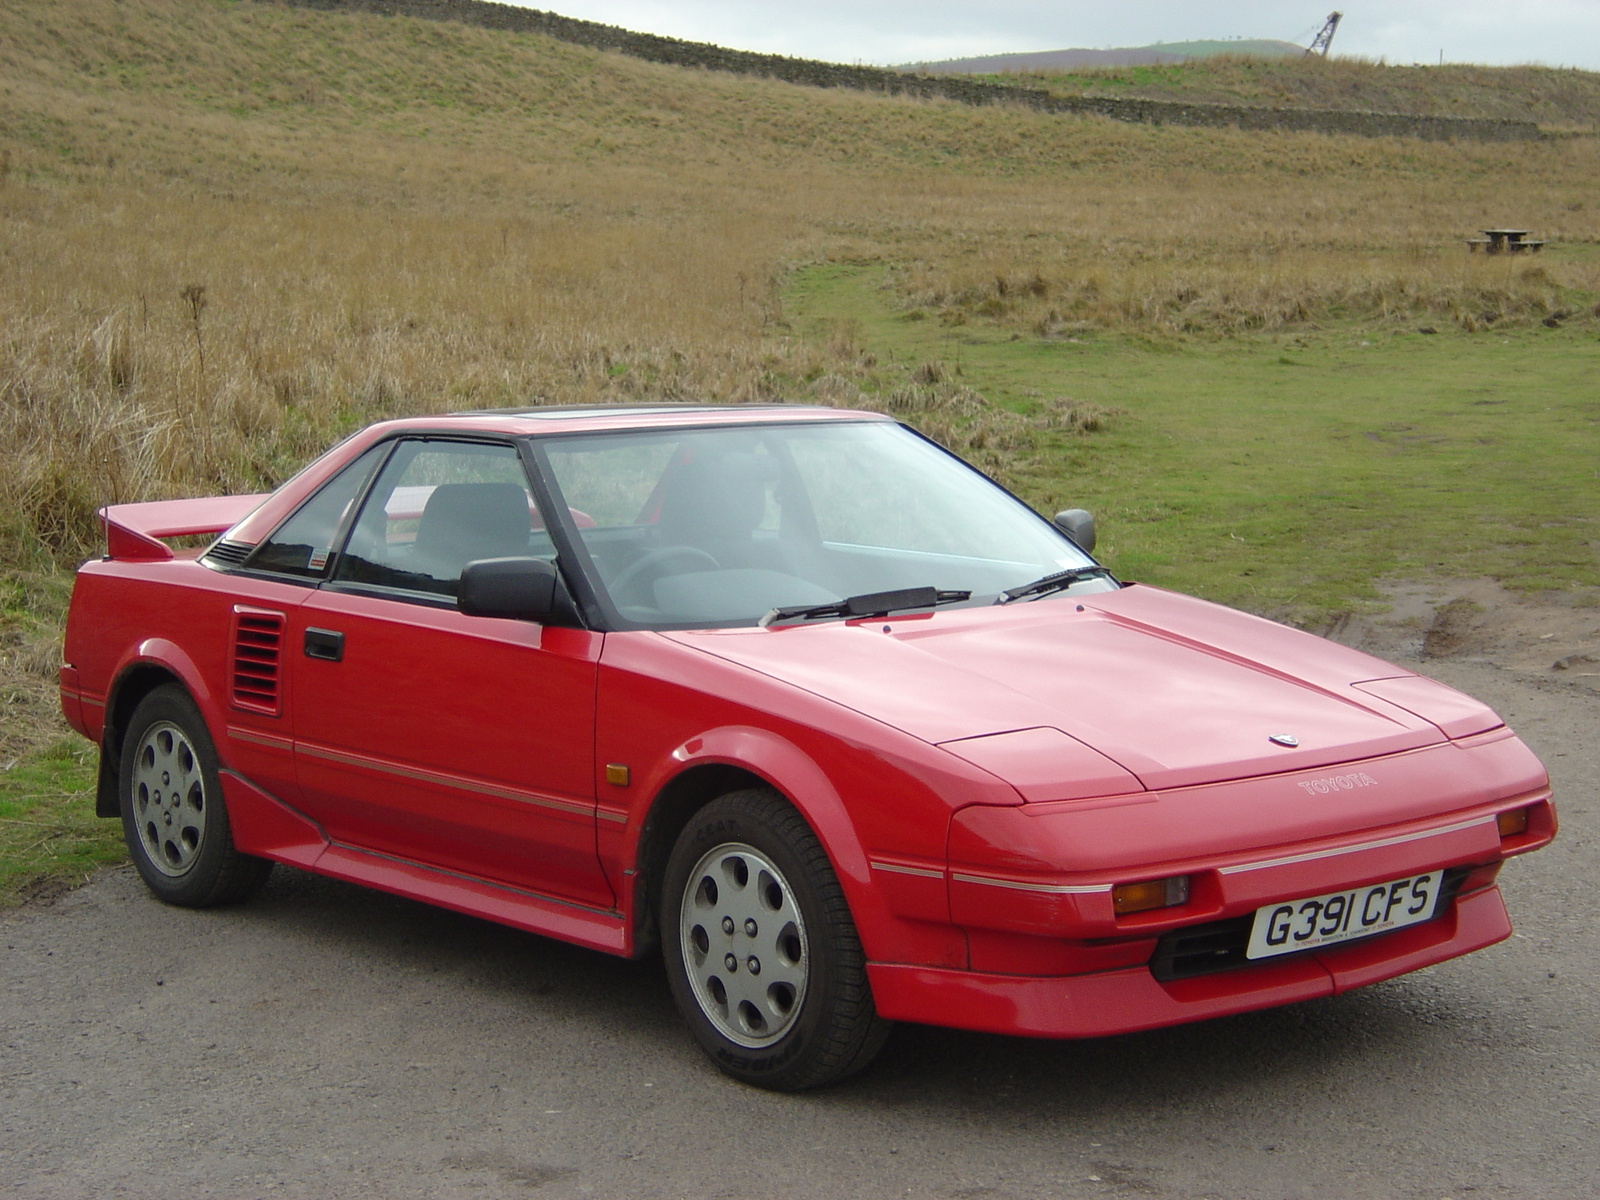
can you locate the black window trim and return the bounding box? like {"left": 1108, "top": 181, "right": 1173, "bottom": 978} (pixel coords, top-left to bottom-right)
{"left": 515, "top": 437, "right": 609, "bottom": 631}
{"left": 215, "top": 439, "right": 397, "bottom": 586}
{"left": 310, "top": 433, "right": 587, "bottom": 621}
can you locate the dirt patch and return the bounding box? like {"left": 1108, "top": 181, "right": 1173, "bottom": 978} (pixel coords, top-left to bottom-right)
{"left": 8, "top": 870, "right": 93, "bottom": 908}
{"left": 1332, "top": 578, "right": 1600, "bottom": 690}
{"left": 1421, "top": 597, "right": 1485, "bottom": 658}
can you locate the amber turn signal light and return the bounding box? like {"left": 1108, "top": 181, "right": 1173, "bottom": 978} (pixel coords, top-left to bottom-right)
{"left": 1496, "top": 807, "right": 1530, "bottom": 838}
{"left": 1113, "top": 875, "right": 1191, "bottom": 915}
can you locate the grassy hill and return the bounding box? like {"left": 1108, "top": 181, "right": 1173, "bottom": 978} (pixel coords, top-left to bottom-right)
{"left": 2, "top": 0, "right": 1598, "bottom": 894}
{"left": 1145, "top": 40, "right": 1305, "bottom": 60}
{"left": 3, "top": 0, "right": 1596, "bottom": 560}
{"left": 1002, "top": 56, "right": 1600, "bottom": 129}
{"left": 907, "top": 39, "right": 1302, "bottom": 73}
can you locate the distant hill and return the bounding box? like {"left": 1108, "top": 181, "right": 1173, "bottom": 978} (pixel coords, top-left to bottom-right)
{"left": 905, "top": 40, "right": 1304, "bottom": 74}
{"left": 999, "top": 56, "right": 1600, "bottom": 128}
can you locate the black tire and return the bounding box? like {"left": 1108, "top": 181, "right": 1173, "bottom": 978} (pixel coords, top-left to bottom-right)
{"left": 661, "top": 787, "right": 892, "bottom": 1091}
{"left": 118, "top": 684, "right": 272, "bottom": 907}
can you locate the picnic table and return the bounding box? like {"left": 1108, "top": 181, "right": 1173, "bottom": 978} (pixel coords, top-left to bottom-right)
{"left": 1467, "top": 229, "right": 1545, "bottom": 254}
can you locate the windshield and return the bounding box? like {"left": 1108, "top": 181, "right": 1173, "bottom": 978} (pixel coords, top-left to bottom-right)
{"left": 538, "top": 419, "right": 1111, "bottom": 628}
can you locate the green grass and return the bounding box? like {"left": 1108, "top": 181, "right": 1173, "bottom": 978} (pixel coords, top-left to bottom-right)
{"left": 0, "top": 568, "right": 118, "bottom": 906}
{"left": 1135, "top": 41, "right": 1301, "bottom": 60}
{"left": 790, "top": 264, "right": 1600, "bottom": 625}
{"left": 1006, "top": 57, "right": 1600, "bottom": 128}
{"left": 974, "top": 51, "right": 1300, "bottom": 94}
{"left": 5, "top": 0, "right": 1599, "bottom": 904}
{"left": 0, "top": 739, "right": 120, "bottom": 906}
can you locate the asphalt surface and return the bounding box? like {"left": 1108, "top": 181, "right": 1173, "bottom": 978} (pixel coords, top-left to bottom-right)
{"left": 3, "top": 653, "right": 1596, "bottom": 1200}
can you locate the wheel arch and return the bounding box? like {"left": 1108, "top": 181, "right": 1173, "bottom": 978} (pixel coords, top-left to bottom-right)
{"left": 96, "top": 644, "right": 215, "bottom": 817}
{"left": 630, "top": 762, "right": 769, "bottom": 957}
{"left": 627, "top": 726, "right": 887, "bottom": 961}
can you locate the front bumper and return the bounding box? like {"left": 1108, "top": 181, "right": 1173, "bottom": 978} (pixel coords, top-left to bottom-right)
{"left": 866, "top": 884, "right": 1510, "bottom": 1038}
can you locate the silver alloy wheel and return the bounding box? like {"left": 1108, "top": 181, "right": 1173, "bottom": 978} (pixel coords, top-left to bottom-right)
{"left": 679, "top": 842, "right": 809, "bottom": 1049}
{"left": 130, "top": 719, "right": 208, "bottom": 878}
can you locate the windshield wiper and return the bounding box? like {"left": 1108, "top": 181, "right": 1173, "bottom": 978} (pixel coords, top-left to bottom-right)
{"left": 759, "top": 586, "right": 972, "bottom": 628}
{"left": 995, "top": 565, "right": 1115, "bottom": 605}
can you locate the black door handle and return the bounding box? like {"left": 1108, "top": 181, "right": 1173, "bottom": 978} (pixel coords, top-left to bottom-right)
{"left": 304, "top": 628, "right": 344, "bottom": 662}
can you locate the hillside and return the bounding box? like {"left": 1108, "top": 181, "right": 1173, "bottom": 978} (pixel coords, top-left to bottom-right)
{"left": 906, "top": 39, "right": 1302, "bottom": 73}
{"left": 1, "top": 0, "right": 1598, "bottom": 788}
{"left": 1, "top": 0, "right": 1597, "bottom": 575}
{"left": 1002, "top": 56, "right": 1600, "bottom": 128}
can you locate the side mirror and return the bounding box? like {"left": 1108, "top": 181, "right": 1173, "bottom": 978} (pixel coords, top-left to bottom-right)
{"left": 1052, "top": 509, "right": 1096, "bottom": 554}
{"left": 458, "top": 557, "right": 565, "bottom": 622}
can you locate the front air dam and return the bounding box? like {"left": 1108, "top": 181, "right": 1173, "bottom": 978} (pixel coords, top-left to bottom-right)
{"left": 864, "top": 885, "right": 1510, "bottom": 1038}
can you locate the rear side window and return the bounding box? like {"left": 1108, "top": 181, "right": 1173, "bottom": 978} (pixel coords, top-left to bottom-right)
{"left": 333, "top": 441, "right": 544, "bottom": 598}
{"left": 249, "top": 445, "right": 387, "bottom": 579}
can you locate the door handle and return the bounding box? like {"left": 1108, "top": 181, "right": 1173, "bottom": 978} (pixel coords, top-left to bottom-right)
{"left": 304, "top": 628, "right": 345, "bottom": 662}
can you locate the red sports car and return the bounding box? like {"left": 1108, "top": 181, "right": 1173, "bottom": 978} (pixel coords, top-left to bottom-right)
{"left": 60, "top": 405, "right": 1555, "bottom": 1090}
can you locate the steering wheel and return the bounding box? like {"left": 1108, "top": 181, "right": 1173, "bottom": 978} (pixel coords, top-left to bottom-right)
{"left": 609, "top": 546, "right": 720, "bottom": 606}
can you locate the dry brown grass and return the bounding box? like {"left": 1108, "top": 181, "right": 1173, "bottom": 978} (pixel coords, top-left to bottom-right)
{"left": 901, "top": 248, "right": 1600, "bottom": 336}
{"left": 3, "top": 0, "right": 1598, "bottom": 579}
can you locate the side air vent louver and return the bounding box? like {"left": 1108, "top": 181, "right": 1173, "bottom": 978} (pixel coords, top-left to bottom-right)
{"left": 231, "top": 606, "right": 285, "bottom": 716}
{"left": 206, "top": 539, "right": 255, "bottom": 567}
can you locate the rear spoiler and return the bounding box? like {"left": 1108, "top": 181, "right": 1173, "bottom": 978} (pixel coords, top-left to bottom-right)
{"left": 99, "top": 494, "right": 269, "bottom": 561}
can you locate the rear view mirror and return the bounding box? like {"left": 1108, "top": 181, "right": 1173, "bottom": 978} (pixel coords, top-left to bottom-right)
{"left": 1052, "top": 509, "right": 1096, "bottom": 554}
{"left": 458, "top": 557, "right": 566, "bottom": 622}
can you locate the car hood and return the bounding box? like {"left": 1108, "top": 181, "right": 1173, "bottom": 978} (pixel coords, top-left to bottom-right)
{"left": 663, "top": 585, "right": 1498, "bottom": 793}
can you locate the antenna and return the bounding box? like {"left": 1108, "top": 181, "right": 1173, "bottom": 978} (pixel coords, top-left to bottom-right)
{"left": 1306, "top": 11, "right": 1342, "bottom": 56}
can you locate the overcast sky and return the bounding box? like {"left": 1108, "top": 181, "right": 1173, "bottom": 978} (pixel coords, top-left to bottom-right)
{"left": 521, "top": 2, "right": 1600, "bottom": 70}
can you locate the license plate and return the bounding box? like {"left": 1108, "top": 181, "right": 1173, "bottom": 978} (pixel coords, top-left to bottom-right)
{"left": 1245, "top": 870, "right": 1444, "bottom": 960}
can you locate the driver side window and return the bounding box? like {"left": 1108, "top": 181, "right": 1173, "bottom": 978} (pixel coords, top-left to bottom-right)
{"left": 334, "top": 441, "right": 544, "bottom": 598}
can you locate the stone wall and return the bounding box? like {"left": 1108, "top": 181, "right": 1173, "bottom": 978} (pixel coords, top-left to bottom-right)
{"left": 279, "top": 0, "right": 1543, "bottom": 143}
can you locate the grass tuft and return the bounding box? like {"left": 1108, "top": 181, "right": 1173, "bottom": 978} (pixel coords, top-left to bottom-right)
{"left": 0, "top": 739, "right": 119, "bottom": 907}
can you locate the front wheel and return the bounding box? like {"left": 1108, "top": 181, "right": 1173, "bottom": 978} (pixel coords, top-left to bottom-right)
{"left": 119, "top": 684, "right": 272, "bottom": 907}
{"left": 662, "top": 788, "right": 891, "bottom": 1090}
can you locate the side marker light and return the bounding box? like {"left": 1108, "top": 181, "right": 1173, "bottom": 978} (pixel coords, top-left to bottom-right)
{"left": 1496, "top": 807, "right": 1530, "bottom": 838}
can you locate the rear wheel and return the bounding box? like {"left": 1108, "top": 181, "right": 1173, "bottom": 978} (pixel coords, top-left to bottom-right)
{"left": 119, "top": 684, "right": 272, "bottom": 907}
{"left": 662, "top": 787, "right": 891, "bottom": 1090}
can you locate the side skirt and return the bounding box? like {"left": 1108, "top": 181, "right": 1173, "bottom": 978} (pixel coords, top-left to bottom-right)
{"left": 220, "top": 769, "right": 629, "bottom": 956}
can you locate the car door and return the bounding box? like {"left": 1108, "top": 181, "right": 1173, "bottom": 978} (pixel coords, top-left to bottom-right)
{"left": 289, "top": 437, "right": 611, "bottom": 909}
{"left": 214, "top": 442, "right": 397, "bottom": 822}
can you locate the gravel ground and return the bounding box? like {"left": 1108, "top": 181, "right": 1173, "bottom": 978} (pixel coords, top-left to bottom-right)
{"left": 3, "top": 607, "right": 1597, "bottom": 1200}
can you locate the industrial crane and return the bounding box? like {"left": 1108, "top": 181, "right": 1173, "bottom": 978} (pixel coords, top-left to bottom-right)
{"left": 1306, "top": 11, "right": 1342, "bottom": 56}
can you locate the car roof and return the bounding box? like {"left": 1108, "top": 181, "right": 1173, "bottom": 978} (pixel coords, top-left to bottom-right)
{"left": 376, "top": 403, "right": 892, "bottom": 438}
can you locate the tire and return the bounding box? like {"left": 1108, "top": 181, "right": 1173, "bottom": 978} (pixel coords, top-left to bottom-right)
{"left": 662, "top": 787, "right": 892, "bottom": 1091}
{"left": 119, "top": 684, "right": 272, "bottom": 907}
